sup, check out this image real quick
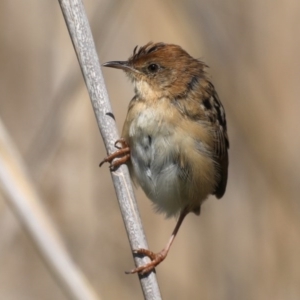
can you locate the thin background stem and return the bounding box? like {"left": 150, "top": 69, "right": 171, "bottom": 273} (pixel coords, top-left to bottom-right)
{"left": 58, "top": 1, "right": 162, "bottom": 299}
{"left": 0, "top": 119, "right": 101, "bottom": 300}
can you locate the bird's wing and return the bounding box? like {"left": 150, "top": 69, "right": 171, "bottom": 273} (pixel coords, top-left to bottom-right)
{"left": 204, "top": 83, "right": 229, "bottom": 198}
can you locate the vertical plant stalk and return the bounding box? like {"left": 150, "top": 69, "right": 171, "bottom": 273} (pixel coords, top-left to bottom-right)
{"left": 58, "top": 1, "right": 162, "bottom": 299}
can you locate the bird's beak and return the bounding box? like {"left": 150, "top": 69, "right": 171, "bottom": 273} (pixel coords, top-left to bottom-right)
{"left": 102, "top": 60, "right": 134, "bottom": 72}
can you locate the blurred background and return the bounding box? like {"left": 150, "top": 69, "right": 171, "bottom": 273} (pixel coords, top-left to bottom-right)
{"left": 0, "top": 0, "right": 300, "bottom": 299}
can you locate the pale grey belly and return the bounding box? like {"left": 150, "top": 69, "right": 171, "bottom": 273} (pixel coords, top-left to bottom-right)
{"left": 130, "top": 133, "right": 185, "bottom": 217}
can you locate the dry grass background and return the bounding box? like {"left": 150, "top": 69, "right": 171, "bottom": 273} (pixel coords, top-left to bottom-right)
{"left": 0, "top": 0, "right": 300, "bottom": 299}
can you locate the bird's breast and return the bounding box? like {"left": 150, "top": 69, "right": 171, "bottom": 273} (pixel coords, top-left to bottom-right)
{"left": 128, "top": 105, "right": 176, "bottom": 181}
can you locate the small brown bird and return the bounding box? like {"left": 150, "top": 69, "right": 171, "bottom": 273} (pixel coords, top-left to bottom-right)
{"left": 101, "top": 42, "right": 229, "bottom": 274}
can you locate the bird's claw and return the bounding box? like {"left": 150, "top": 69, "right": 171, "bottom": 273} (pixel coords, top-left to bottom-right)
{"left": 99, "top": 139, "right": 130, "bottom": 170}
{"left": 125, "top": 248, "right": 167, "bottom": 275}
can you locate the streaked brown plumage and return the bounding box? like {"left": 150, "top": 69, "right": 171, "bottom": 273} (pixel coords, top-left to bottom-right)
{"left": 101, "top": 42, "right": 229, "bottom": 274}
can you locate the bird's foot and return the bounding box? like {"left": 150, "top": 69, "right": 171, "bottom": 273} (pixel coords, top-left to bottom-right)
{"left": 99, "top": 138, "right": 130, "bottom": 170}
{"left": 125, "top": 248, "right": 168, "bottom": 275}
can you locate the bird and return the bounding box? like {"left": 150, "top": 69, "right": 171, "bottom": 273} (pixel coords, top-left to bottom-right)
{"left": 100, "top": 42, "right": 229, "bottom": 275}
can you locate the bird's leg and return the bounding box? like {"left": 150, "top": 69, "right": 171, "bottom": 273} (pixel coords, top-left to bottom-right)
{"left": 99, "top": 138, "right": 130, "bottom": 170}
{"left": 126, "top": 209, "right": 189, "bottom": 275}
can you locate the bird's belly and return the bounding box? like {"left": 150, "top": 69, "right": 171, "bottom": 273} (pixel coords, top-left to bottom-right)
{"left": 125, "top": 105, "right": 216, "bottom": 217}
{"left": 130, "top": 137, "right": 183, "bottom": 217}
{"left": 128, "top": 109, "right": 185, "bottom": 217}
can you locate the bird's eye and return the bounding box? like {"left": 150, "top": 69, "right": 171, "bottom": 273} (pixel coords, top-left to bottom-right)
{"left": 147, "top": 63, "right": 159, "bottom": 73}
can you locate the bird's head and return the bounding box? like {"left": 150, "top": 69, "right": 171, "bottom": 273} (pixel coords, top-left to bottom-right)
{"left": 103, "top": 42, "right": 207, "bottom": 98}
